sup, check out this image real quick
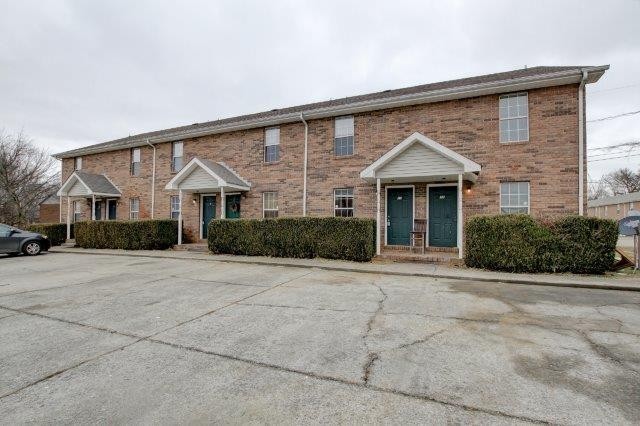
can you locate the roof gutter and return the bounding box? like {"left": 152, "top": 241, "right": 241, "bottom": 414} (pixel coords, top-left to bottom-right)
{"left": 53, "top": 66, "right": 609, "bottom": 159}
{"left": 578, "top": 70, "right": 588, "bottom": 216}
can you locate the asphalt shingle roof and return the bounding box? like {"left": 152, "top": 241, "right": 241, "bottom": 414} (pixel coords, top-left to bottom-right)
{"left": 198, "top": 159, "right": 249, "bottom": 188}
{"left": 55, "top": 66, "right": 606, "bottom": 159}
{"left": 75, "top": 171, "right": 121, "bottom": 195}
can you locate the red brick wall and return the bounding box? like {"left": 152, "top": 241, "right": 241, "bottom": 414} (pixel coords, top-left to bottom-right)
{"left": 61, "top": 84, "right": 582, "bottom": 242}
{"left": 37, "top": 203, "right": 60, "bottom": 223}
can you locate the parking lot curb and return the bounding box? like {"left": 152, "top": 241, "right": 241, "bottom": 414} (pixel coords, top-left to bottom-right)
{"left": 49, "top": 248, "right": 640, "bottom": 292}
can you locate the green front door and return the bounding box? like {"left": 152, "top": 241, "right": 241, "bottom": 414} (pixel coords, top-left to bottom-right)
{"left": 225, "top": 194, "right": 241, "bottom": 219}
{"left": 202, "top": 196, "right": 216, "bottom": 238}
{"left": 387, "top": 187, "right": 413, "bottom": 245}
{"left": 429, "top": 186, "right": 457, "bottom": 247}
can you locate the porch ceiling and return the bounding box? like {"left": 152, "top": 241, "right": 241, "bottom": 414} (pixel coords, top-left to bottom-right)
{"left": 360, "top": 132, "right": 481, "bottom": 184}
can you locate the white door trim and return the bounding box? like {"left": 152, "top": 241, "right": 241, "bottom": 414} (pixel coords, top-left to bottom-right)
{"left": 426, "top": 183, "right": 458, "bottom": 248}
{"left": 199, "top": 193, "right": 217, "bottom": 240}
{"left": 384, "top": 184, "right": 415, "bottom": 246}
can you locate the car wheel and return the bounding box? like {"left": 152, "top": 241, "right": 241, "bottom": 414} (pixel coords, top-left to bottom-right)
{"left": 23, "top": 241, "right": 41, "bottom": 256}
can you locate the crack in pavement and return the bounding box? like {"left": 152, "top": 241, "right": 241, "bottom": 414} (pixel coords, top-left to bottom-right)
{"left": 361, "top": 279, "right": 387, "bottom": 384}
{"left": 167, "top": 274, "right": 267, "bottom": 288}
{"left": 575, "top": 329, "right": 640, "bottom": 376}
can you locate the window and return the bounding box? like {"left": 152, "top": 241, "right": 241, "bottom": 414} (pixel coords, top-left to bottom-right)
{"left": 73, "top": 200, "right": 82, "bottom": 222}
{"left": 74, "top": 157, "right": 82, "bottom": 170}
{"left": 129, "top": 198, "right": 139, "bottom": 220}
{"left": 131, "top": 148, "right": 141, "bottom": 176}
{"left": 334, "top": 116, "right": 354, "bottom": 156}
{"left": 264, "top": 127, "right": 280, "bottom": 163}
{"left": 172, "top": 141, "right": 184, "bottom": 172}
{"left": 334, "top": 188, "right": 354, "bottom": 217}
{"left": 0, "top": 224, "right": 12, "bottom": 237}
{"left": 499, "top": 93, "right": 529, "bottom": 143}
{"left": 263, "top": 192, "right": 278, "bottom": 218}
{"left": 170, "top": 195, "right": 180, "bottom": 220}
{"left": 617, "top": 205, "right": 621, "bottom": 215}
{"left": 500, "top": 182, "right": 529, "bottom": 214}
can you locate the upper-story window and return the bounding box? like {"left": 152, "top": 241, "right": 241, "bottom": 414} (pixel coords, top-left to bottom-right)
{"left": 131, "top": 148, "right": 141, "bottom": 176}
{"left": 172, "top": 141, "right": 184, "bottom": 172}
{"left": 264, "top": 127, "right": 280, "bottom": 163}
{"left": 500, "top": 182, "right": 529, "bottom": 214}
{"left": 334, "top": 116, "right": 354, "bottom": 156}
{"left": 74, "top": 157, "right": 82, "bottom": 171}
{"left": 499, "top": 93, "right": 529, "bottom": 143}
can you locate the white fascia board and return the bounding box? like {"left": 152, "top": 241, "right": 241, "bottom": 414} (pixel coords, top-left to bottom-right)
{"left": 164, "top": 158, "right": 227, "bottom": 190}
{"left": 54, "top": 66, "right": 609, "bottom": 159}
{"left": 360, "top": 132, "right": 481, "bottom": 180}
{"left": 57, "top": 172, "right": 91, "bottom": 195}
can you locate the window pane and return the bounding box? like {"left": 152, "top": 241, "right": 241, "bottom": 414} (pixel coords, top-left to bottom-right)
{"left": 335, "top": 116, "right": 354, "bottom": 138}
{"left": 132, "top": 148, "right": 141, "bottom": 162}
{"left": 173, "top": 156, "right": 183, "bottom": 172}
{"left": 265, "top": 145, "right": 279, "bottom": 163}
{"left": 265, "top": 128, "right": 280, "bottom": 146}
{"left": 173, "top": 142, "right": 183, "bottom": 157}
{"left": 334, "top": 136, "right": 354, "bottom": 156}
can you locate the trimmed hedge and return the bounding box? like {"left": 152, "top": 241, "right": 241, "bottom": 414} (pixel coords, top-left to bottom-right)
{"left": 208, "top": 217, "right": 376, "bottom": 262}
{"left": 465, "top": 215, "right": 618, "bottom": 274}
{"left": 75, "top": 220, "right": 178, "bottom": 250}
{"left": 26, "top": 223, "right": 72, "bottom": 246}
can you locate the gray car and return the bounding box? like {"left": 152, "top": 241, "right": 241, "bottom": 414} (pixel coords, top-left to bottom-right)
{"left": 0, "top": 224, "right": 51, "bottom": 256}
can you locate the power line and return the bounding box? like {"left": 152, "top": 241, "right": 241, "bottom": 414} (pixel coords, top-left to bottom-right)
{"left": 588, "top": 153, "right": 640, "bottom": 162}
{"left": 588, "top": 140, "right": 640, "bottom": 152}
{"left": 590, "top": 82, "right": 640, "bottom": 94}
{"left": 587, "top": 110, "right": 640, "bottom": 123}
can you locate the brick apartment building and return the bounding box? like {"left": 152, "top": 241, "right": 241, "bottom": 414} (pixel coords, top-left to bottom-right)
{"left": 54, "top": 65, "right": 608, "bottom": 258}
{"left": 588, "top": 192, "right": 640, "bottom": 220}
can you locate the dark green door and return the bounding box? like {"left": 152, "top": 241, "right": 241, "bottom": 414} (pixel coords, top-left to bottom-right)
{"left": 108, "top": 200, "right": 117, "bottom": 220}
{"left": 202, "top": 196, "right": 216, "bottom": 238}
{"left": 94, "top": 201, "right": 102, "bottom": 220}
{"left": 429, "top": 187, "right": 457, "bottom": 247}
{"left": 387, "top": 187, "right": 413, "bottom": 245}
{"left": 225, "top": 194, "right": 241, "bottom": 219}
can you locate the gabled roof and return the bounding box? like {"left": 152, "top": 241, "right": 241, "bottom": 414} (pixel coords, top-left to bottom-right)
{"left": 57, "top": 171, "right": 122, "bottom": 197}
{"left": 165, "top": 157, "right": 251, "bottom": 191}
{"left": 360, "top": 132, "right": 481, "bottom": 183}
{"left": 54, "top": 65, "right": 609, "bottom": 159}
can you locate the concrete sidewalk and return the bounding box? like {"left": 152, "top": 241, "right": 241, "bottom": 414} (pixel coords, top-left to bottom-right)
{"left": 50, "top": 246, "right": 640, "bottom": 291}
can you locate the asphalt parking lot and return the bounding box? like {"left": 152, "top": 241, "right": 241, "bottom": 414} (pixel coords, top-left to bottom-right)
{"left": 0, "top": 252, "right": 639, "bottom": 424}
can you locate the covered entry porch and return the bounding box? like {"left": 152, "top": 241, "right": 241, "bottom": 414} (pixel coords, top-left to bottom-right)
{"left": 360, "top": 132, "right": 481, "bottom": 259}
{"left": 165, "top": 157, "right": 251, "bottom": 244}
{"left": 57, "top": 171, "right": 122, "bottom": 240}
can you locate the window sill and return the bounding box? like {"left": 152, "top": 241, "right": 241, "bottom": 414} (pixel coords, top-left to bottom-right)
{"left": 263, "top": 160, "right": 281, "bottom": 166}
{"left": 499, "top": 140, "right": 529, "bottom": 145}
{"left": 333, "top": 154, "right": 356, "bottom": 159}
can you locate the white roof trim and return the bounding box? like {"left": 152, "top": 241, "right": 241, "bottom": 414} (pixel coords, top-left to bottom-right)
{"left": 57, "top": 172, "right": 91, "bottom": 196}
{"left": 164, "top": 158, "right": 250, "bottom": 191}
{"left": 360, "top": 132, "right": 481, "bottom": 181}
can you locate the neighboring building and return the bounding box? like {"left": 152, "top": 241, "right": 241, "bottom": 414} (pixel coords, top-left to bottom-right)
{"left": 37, "top": 195, "right": 61, "bottom": 223}
{"left": 588, "top": 192, "right": 640, "bottom": 220}
{"left": 54, "top": 65, "right": 608, "bottom": 258}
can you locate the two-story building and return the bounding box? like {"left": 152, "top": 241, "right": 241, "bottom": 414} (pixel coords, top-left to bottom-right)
{"left": 55, "top": 65, "right": 608, "bottom": 258}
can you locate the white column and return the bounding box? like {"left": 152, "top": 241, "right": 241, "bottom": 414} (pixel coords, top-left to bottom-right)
{"left": 178, "top": 190, "right": 183, "bottom": 245}
{"left": 59, "top": 195, "right": 63, "bottom": 223}
{"left": 457, "top": 173, "right": 463, "bottom": 259}
{"left": 91, "top": 195, "right": 96, "bottom": 221}
{"left": 220, "top": 187, "right": 226, "bottom": 219}
{"left": 376, "top": 178, "right": 381, "bottom": 256}
{"left": 66, "top": 196, "right": 71, "bottom": 240}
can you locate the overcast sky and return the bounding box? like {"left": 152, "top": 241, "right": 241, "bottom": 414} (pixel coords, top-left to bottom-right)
{"left": 1, "top": 0, "right": 639, "bottom": 179}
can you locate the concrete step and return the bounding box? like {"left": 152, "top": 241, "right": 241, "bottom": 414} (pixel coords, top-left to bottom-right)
{"left": 173, "top": 243, "right": 209, "bottom": 253}
{"left": 379, "top": 245, "right": 461, "bottom": 265}
{"left": 61, "top": 239, "right": 76, "bottom": 248}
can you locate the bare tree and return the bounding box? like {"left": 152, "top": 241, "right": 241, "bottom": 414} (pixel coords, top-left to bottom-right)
{"left": 0, "top": 132, "right": 59, "bottom": 225}
{"left": 588, "top": 179, "right": 610, "bottom": 201}
{"left": 601, "top": 167, "right": 640, "bottom": 195}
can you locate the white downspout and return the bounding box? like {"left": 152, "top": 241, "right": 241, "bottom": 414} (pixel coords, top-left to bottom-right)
{"left": 300, "top": 112, "right": 309, "bottom": 216}
{"left": 578, "top": 70, "right": 588, "bottom": 216}
{"left": 146, "top": 139, "right": 156, "bottom": 219}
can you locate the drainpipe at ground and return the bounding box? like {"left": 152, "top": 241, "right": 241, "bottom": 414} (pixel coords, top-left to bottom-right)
{"left": 578, "top": 70, "right": 588, "bottom": 216}
{"left": 146, "top": 139, "right": 156, "bottom": 218}
{"left": 300, "top": 112, "right": 309, "bottom": 216}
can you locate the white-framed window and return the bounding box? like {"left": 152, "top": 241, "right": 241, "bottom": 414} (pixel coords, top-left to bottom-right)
{"left": 500, "top": 182, "right": 530, "bottom": 214}
{"left": 73, "top": 200, "right": 82, "bottom": 222}
{"left": 263, "top": 192, "right": 278, "bottom": 218}
{"left": 334, "top": 188, "right": 354, "bottom": 217}
{"left": 129, "top": 198, "right": 139, "bottom": 220}
{"left": 170, "top": 195, "right": 180, "bottom": 220}
{"left": 172, "top": 141, "right": 184, "bottom": 172}
{"left": 617, "top": 205, "right": 621, "bottom": 215}
{"left": 264, "top": 127, "right": 280, "bottom": 163}
{"left": 74, "top": 157, "right": 82, "bottom": 171}
{"left": 499, "top": 93, "right": 529, "bottom": 143}
{"left": 131, "top": 148, "right": 141, "bottom": 176}
{"left": 334, "top": 116, "right": 354, "bottom": 156}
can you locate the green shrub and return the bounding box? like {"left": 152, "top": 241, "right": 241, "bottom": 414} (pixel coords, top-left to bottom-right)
{"left": 465, "top": 215, "right": 618, "bottom": 274}
{"left": 26, "top": 223, "right": 72, "bottom": 246}
{"left": 75, "top": 220, "right": 178, "bottom": 250}
{"left": 208, "top": 217, "right": 376, "bottom": 262}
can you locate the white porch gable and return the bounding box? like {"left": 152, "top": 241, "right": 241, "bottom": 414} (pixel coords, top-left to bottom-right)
{"left": 165, "top": 157, "right": 250, "bottom": 192}
{"left": 360, "top": 132, "right": 481, "bottom": 183}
